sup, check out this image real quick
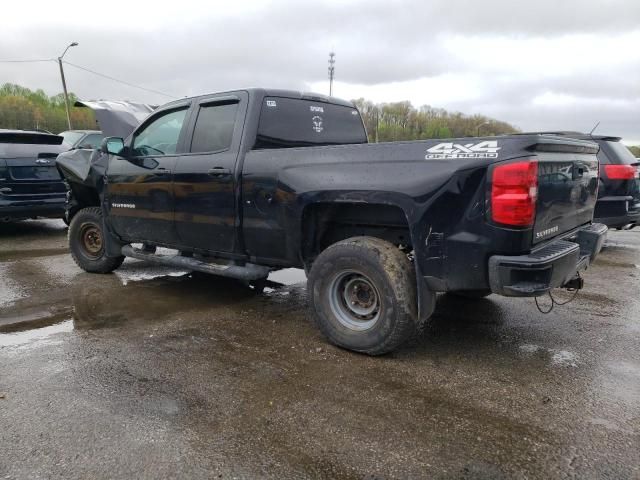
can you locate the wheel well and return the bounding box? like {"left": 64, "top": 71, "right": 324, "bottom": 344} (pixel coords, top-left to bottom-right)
{"left": 301, "top": 203, "right": 412, "bottom": 266}
{"left": 68, "top": 184, "right": 100, "bottom": 219}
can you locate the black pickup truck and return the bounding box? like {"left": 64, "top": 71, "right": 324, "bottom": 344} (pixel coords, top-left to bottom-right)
{"left": 57, "top": 88, "right": 607, "bottom": 354}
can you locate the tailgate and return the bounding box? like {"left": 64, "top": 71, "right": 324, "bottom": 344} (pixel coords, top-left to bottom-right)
{"left": 534, "top": 150, "right": 599, "bottom": 244}
{"left": 0, "top": 133, "right": 66, "bottom": 198}
{"left": 1, "top": 154, "right": 66, "bottom": 197}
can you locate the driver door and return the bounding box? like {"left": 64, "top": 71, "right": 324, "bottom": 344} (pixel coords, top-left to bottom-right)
{"left": 106, "top": 106, "right": 190, "bottom": 246}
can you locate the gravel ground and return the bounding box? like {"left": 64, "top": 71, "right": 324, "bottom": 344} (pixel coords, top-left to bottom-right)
{"left": 0, "top": 219, "right": 638, "bottom": 479}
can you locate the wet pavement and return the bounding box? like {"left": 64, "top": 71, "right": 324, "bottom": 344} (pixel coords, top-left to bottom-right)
{"left": 0, "top": 219, "right": 638, "bottom": 479}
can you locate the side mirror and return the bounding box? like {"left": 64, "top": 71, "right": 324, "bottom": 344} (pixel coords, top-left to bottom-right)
{"left": 101, "top": 137, "right": 125, "bottom": 155}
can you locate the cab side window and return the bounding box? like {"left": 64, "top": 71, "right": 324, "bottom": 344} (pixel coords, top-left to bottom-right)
{"left": 132, "top": 108, "right": 188, "bottom": 157}
{"left": 190, "top": 102, "right": 239, "bottom": 153}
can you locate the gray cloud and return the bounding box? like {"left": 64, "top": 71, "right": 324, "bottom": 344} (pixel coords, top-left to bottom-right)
{"left": 1, "top": 0, "right": 639, "bottom": 141}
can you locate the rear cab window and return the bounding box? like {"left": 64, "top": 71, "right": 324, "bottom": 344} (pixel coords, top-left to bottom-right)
{"left": 253, "top": 97, "right": 367, "bottom": 149}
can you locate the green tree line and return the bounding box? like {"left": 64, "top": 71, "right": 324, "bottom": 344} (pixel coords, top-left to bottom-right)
{"left": 352, "top": 98, "right": 519, "bottom": 141}
{"left": 0, "top": 83, "right": 96, "bottom": 133}
{"left": 1, "top": 83, "right": 637, "bottom": 153}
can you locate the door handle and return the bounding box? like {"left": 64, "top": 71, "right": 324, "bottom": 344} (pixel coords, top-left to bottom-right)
{"left": 208, "top": 167, "right": 231, "bottom": 177}
{"left": 156, "top": 167, "right": 171, "bottom": 173}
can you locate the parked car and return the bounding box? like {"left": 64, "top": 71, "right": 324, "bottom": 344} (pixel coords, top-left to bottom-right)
{"left": 0, "top": 129, "right": 68, "bottom": 222}
{"left": 59, "top": 130, "right": 104, "bottom": 150}
{"left": 522, "top": 132, "right": 640, "bottom": 229}
{"left": 57, "top": 89, "right": 606, "bottom": 354}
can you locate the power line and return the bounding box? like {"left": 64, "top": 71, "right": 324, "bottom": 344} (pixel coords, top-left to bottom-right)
{"left": 0, "top": 56, "right": 177, "bottom": 99}
{"left": 62, "top": 60, "right": 178, "bottom": 99}
{"left": 0, "top": 59, "right": 55, "bottom": 63}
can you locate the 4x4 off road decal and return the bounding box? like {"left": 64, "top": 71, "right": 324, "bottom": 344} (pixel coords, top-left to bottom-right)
{"left": 425, "top": 141, "right": 500, "bottom": 160}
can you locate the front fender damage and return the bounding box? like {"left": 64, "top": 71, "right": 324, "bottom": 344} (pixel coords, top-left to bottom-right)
{"left": 56, "top": 149, "right": 124, "bottom": 258}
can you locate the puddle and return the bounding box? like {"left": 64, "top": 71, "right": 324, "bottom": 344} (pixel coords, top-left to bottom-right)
{"left": 0, "top": 319, "right": 73, "bottom": 348}
{"left": 0, "top": 307, "right": 72, "bottom": 333}
{"left": 0, "top": 247, "right": 69, "bottom": 262}
{"left": 0, "top": 263, "right": 27, "bottom": 307}
{"left": 269, "top": 268, "right": 306, "bottom": 286}
{"left": 116, "top": 267, "right": 190, "bottom": 285}
{"left": 114, "top": 251, "right": 193, "bottom": 284}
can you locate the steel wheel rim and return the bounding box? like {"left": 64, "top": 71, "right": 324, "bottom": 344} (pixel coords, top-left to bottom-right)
{"left": 328, "top": 270, "right": 381, "bottom": 331}
{"left": 79, "top": 223, "right": 103, "bottom": 258}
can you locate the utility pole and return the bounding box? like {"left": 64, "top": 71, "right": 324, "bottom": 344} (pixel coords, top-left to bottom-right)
{"left": 328, "top": 51, "right": 335, "bottom": 97}
{"left": 58, "top": 42, "right": 78, "bottom": 130}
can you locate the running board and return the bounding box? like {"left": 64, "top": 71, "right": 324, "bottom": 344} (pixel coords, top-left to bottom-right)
{"left": 121, "top": 245, "right": 271, "bottom": 281}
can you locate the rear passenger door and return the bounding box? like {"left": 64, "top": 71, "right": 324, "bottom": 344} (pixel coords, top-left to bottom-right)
{"left": 174, "top": 92, "right": 247, "bottom": 253}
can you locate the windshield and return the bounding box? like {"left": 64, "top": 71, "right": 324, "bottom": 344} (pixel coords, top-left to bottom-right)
{"left": 60, "top": 131, "right": 85, "bottom": 146}
{"left": 604, "top": 141, "right": 638, "bottom": 165}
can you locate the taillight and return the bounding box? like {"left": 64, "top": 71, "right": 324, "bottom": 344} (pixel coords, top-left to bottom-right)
{"left": 491, "top": 160, "right": 538, "bottom": 226}
{"left": 604, "top": 164, "right": 638, "bottom": 180}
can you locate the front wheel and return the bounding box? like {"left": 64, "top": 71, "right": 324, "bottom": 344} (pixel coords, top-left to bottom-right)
{"left": 308, "top": 237, "right": 418, "bottom": 355}
{"left": 68, "top": 207, "right": 124, "bottom": 273}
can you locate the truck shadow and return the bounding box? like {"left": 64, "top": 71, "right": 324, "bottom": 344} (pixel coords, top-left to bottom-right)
{"left": 400, "top": 293, "right": 513, "bottom": 354}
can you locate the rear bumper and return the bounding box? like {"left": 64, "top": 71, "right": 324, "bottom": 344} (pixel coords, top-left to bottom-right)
{"left": 0, "top": 199, "right": 66, "bottom": 220}
{"left": 594, "top": 196, "right": 640, "bottom": 228}
{"left": 488, "top": 223, "right": 607, "bottom": 297}
{"left": 595, "top": 213, "right": 640, "bottom": 229}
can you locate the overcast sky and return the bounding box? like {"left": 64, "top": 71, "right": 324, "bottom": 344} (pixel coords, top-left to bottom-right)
{"left": 2, "top": 0, "right": 639, "bottom": 143}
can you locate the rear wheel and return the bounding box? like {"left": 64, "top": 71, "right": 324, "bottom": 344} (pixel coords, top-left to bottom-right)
{"left": 308, "top": 237, "right": 418, "bottom": 355}
{"left": 69, "top": 207, "right": 124, "bottom": 273}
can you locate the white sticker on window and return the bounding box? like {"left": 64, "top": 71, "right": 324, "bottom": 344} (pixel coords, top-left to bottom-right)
{"left": 266, "top": 100, "right": 277, "bottom": 107}
{"left": 312, "top": 115, "right": 323, "bottom": 133}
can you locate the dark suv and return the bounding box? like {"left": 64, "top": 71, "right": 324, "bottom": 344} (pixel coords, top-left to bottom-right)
{"left": 0, "top": 130, "right": 68, "bottom": 222}
{"left": 520, "top": 132, "right": 640, "bottom": 229}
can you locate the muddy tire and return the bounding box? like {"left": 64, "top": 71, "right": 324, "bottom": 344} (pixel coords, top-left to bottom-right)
{"left": 308, "top": 236, "right": 418, "bottom": 356}
{"left": 68, "top": 207, "right": 124, "bottom": 273}
{"left": 448, "top": 289, "right": 492, "bottom": 299}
